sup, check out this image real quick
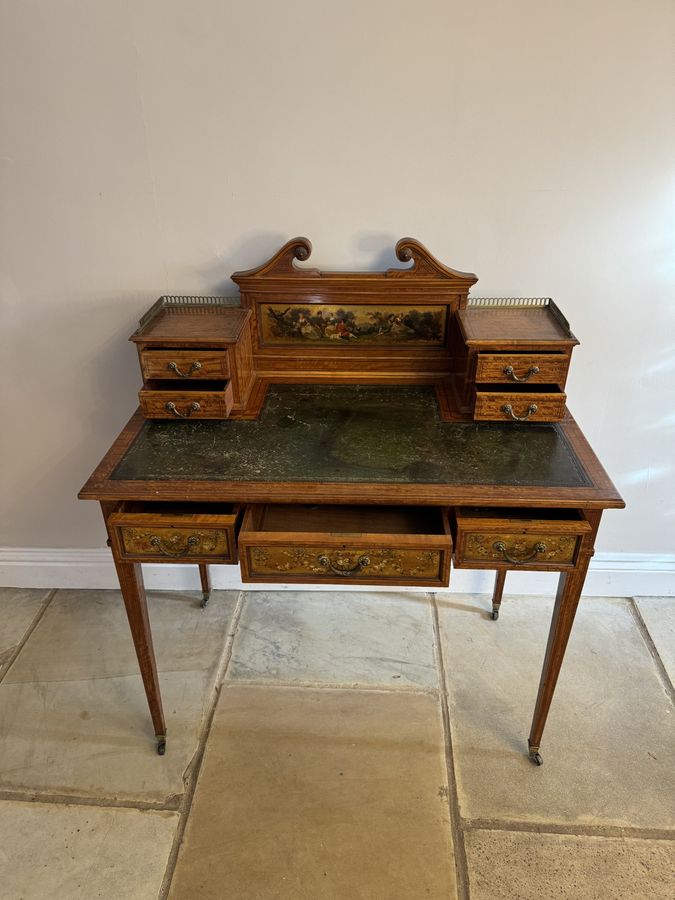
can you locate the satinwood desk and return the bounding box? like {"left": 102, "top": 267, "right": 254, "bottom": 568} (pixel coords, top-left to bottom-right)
{"left": 79, "top": 383, "right": 624, "bottom": 763}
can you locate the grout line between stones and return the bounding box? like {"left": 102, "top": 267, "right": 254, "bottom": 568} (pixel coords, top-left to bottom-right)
{"left": 628, "top": 598, "right": 675, "bottom": 704}
{"left": 430, "top": 592, "right": 471, "bottom": 900}
{"left": 225, "top": 676, "right": 439, "bottom": 696}
{"left": 157, "top": 588, "right": 247, "bottom": 900}
{"left": 0, "top": 789, "right": 180, "bottom": 813}
{"left": 464, "top": 817, "right": 675, "bottom": 842}
{"left": 0, "top": 589, "right": 57, "bottom": 684}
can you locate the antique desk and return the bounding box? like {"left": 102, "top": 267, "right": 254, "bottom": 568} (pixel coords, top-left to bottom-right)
{"left": 79, "top": 238, "right": 624, "bottom": 764}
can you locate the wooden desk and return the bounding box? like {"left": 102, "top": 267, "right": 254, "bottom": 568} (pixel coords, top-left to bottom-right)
{"left": 79, "top": 384, "right": 624, "bottom": 763}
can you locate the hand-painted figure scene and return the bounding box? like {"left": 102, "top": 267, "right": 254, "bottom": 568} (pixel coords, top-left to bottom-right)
{"left": 261, "top": 303, "right": 446, "bottom": 345}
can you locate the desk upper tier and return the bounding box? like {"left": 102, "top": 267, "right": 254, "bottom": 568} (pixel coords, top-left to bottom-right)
{"left": 80, "top": 384, "right": 623, "bottom": 510}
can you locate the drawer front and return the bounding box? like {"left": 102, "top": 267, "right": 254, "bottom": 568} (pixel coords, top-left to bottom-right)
{"left": 242, "top": 544, "right": 446, "bottom": 585}
{"left": 475, "top": 353, "right": 569, "bottom": 385}
{"left": 239, "top": 504, "right": 452, "bottom": 586}
{"left": 140, "top": 349, "right": 230, "bottom": 381}
{"left": 139, "top": 381, "right": 234, "bottom": 419}
{"left": 457, "top": 531, "right": 580, "bottom": 567}
{"left": 474, "top": 389, "right": 566, "bottom": 423}
{"left": 108, "top": 504, "right": 241, "bottom": 563}
{"left": 453, "top": 508, "right": 591, "bottom": 570}
{"left": 119, "top": 526, "right": 234, "bottom": 561}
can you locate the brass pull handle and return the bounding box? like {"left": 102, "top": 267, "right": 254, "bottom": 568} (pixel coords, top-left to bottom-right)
{"left": 501, "top": 403, "right": 537, "bottom": 421}
{"left": 168, "top": 361, "right": 202, "bottom": 377}
{"left": 149, "top": 534, "right": 201, "bottom": 557}
{"left": 493, "top": 540, "right": 546, "bottom": 565}
{"left": 165, "top": 401, "right": 201, "bottom": 418}
{"left": 503, "top": 364, "right": 539, "bottom": 382}
{"left": 318, "top": 554, "right": 370, "bottom": 576}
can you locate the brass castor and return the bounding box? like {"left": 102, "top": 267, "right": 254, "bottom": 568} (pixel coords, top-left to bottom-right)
{"left": 528, "top": 748, "right": 543, "bottom": 766}
{"left": 201, "top": 592, "right": 210, "bottom": 609}
{"left": 157, "top": 737, "right": 167, "bottom": 756}
{"left": 491, "top": 607, "right": 500, "bottom": 621}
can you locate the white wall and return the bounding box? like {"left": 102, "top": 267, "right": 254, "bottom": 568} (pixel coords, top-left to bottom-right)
{"left": 1, "top": 1, "right": 673, "bottom": 565}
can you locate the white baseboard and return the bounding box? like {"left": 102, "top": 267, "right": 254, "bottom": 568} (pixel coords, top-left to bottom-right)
{"left": 0, "top": 547, "right": 673, "bottom": 596}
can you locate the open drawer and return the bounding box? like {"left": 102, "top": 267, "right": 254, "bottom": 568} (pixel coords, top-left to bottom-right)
{"left": 139, "top": 379, "right": 234, "bottom": 419}
{"left": 239, "top": 504, "right": 452, "bottom": 586}
{"left": 473, "top": 384, "right": 566, "bottom": 423}
{"left": 108, "top": 502, "right": 242, "bottom": 563}
{"left": 453, "top": 507, "right": 591, "bottom": 570}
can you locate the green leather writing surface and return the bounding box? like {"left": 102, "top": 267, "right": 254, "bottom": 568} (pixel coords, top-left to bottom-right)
{"left": 112, "top": 385, "right": 590, "bottom": 487}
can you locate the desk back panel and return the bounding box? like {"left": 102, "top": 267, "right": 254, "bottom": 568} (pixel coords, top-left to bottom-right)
{"left": 232, "top": 237, "right": 478, "bottom": 381}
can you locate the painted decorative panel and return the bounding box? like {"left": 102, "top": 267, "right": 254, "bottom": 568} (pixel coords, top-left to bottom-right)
{"left": 247, "top": 546, "right": 442, "bottom": 579}
{"left": 259, "top": 303, "right": 446, "bottom": 345}
{"left": 462, "top": 533, "right": 578, "bottom": 565}
{"left": 120, "top": 527, "right": 232, "bottom": 559}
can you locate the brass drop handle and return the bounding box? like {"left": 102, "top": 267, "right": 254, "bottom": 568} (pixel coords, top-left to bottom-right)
{"left": 168, "top": 361, "right": 202, "bottom": 377}
{"left": 166, "top": 401, "right": 201, "bottom": 418}
{"left": 318, "top": 554, "right": 370, "bottom": 576}
{"left": 149, "top": 534, "right": 201, "bottom": 557}
{"left": 503, "top": 364, "right": 539, "bottom": 382}
{"left": 502, "top": 403, "right": 537, "bottom": 421}
{"left": 493, "top": 540, "right": 546, "bottom": 564}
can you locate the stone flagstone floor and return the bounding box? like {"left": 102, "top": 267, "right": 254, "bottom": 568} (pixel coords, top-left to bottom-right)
{"left": 0, "top": 587, "right": 673, "bottom": 899}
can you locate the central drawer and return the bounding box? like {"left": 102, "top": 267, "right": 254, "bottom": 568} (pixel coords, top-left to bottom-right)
{"left": 239, "top": 504, "right": 452, "bottom": 586}
{"left": 108, "top": 502, "right": 242, "bottom": 563}
{"left": 453, "top": 507, "right": 591, "bottom": 570}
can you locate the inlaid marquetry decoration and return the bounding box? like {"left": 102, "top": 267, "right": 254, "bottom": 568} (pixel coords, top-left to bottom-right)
{"left": 260, "top": 303, "right": 446, "bottom": 346}
{"left": 463, "top": 533, "right": 578, "bottom": 565}
{"left": 120, "top": 527, "right": 231, "bottom": 559}
{"left": 248, "top": 546, "right": 442, "bottom": 579}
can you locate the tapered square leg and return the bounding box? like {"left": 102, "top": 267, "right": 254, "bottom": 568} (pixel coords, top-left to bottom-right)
{"left": 102, "top": 502, "right": 166, "bottom": 754}
{"left": 113, "top": 558, "right": 167, "bottom": 753}
{"left": 527, "top": 511, "right": 600, "bottom": 765}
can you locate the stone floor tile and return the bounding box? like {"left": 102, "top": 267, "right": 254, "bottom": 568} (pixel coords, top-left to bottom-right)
{"left": 229, "top": 590, "right": 437, "bottom": 689}
{"left": 465, "top": 829, "right": 675, "bottom": 900}
{"left": 635, "top": 596, "right": 675, "bottom": 687}
{"left": 0, "top": 590, "right": 239, "bottom": 802}
{"left": 0, "top": 669, "right": 213, "bottom": 802}
{"left": 0, "top": 588, "right": 51, "bottom": 679}
{"left": 0, "top": 799, "right": 177, "bottom": 900}
{"left": 437, "top": 594, "right": 675, "bottom": 828}
{"left": 6, "top": 588, "right": 239, "bottom": 683}
{"left": 168, "top": 684, "right": 456, "bottom": 900}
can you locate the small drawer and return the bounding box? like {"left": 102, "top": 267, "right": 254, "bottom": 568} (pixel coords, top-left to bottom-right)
{"left": 140, "top": 349, "right": 230, "bottom": 381}
{"left": 108, "top": 502, "right": 242, "bottom": 563}
{"left": 453, "top": 507, "right": 591, "bottom": 570}
{"left": 139, "top": 379, "right": 234, "bottom": 419}
{"left": 473, "top": 385, "right": 566, "bottom": 423}
{"left": 475, "top": 353, "right": 570, "bottom": 386}
{"left": 239, "top": 504, "right": 452, "bottom": 586}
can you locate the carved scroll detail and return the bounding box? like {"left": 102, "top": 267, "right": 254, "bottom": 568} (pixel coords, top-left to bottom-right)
{"left": 232, "top": 236, "right": 477, "bottom": 286}
{"left": 232, "top": 237, "right": 318, "bottom": 280}
{"left": 389, "top": 238, "right": 478, "bottom": 283}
